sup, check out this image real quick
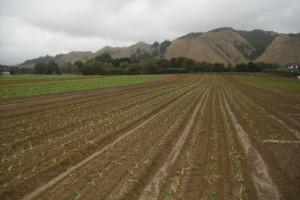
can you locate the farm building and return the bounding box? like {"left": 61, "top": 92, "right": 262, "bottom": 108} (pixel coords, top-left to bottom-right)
{"left": 281, "top": 63, "right": 300, "bottom": 72}
{"left": 0, "top": 67, "right": 10, "bottom": 75}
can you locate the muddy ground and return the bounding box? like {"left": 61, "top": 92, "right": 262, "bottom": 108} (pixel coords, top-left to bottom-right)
{"left": 0, "top": 74, "right": 299, "bottom": 200}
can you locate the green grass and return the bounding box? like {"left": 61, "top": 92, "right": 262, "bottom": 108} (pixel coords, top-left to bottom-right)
{"left": 0, "top": 75, "right": 166, "bottom": 99}
{"left": 233, "top": 75, "right": 300, "bottom": 101}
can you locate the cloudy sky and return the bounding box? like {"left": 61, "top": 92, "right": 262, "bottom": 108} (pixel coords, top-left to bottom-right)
{"left": 1, "top": 0, "right": 299, "bottom": 65}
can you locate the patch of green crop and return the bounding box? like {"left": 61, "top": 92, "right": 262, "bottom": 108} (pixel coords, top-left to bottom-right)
{"left": 0, "top": 75, "right": 167, "bottom": 99}
{"left": 233, "top": 76, "right": 300, "bottom": 101}
{"left": 0, "top": 75, "right": 108, "bottom": 86}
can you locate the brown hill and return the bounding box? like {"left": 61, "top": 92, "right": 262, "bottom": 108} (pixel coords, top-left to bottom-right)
{"left": 20, "top": 51, "right": 94, "bottom": 68}
{"left": 20, "top": 28, "right": 300, "bottom": 67}
{"left": 55, "top": 51, "right": 94, "bottom": 64}
{"left": 256, "top": 35, "right": 300, "bottom": 65}
{"left": 165, "top": 29, "right": 253, "bottom": 65}
{"left": 95, "top": 42, "right": 152, "bottom": 58}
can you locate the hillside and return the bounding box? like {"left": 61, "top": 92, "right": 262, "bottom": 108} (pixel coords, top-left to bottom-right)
{"left": 165, "top": 28, "right": 253, "bottom": 65}
{"left": 166, "top": 28, "right": 300, "bottom": 65}
{"left": 256, "top": 34, "right": 300, "bottom": 65}
{"left": 234, "top": 29, "right": 278, "bottom": 59}
{"left": 20, "top": 51, "right": 94, "bottom": 68}
{"left": 95, "top": 42, "right": 152, "bottom": 58}
{"left": 55, "top": 51, "right": 94, "bottom": 65}
{"left": 19, "top": 28, "right": 300, "bottom": 67}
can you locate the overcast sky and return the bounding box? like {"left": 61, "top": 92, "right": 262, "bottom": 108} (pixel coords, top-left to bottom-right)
{"left": 1, "top": 0, "right": 299, "bottom": 65}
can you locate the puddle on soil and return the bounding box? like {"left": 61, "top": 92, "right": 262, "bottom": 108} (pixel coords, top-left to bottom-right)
{"left": 138, "top": 89, "right": 209, "bottom": 200}
{"left": 222, "top": 89, "right": 280, "bottom": 200}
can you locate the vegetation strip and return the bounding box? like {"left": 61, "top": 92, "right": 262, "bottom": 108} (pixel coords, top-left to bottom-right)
{"left": 0, "top": 75, "right": 165, "bottom": 99}
{"left": 233, "top": 76, "right": 300, "bottom": 101}
{"left": 138, "top": 88, "right": 209, "bottom": 200}
{"left": 221, "top": 89, "right": 280, "bottom": 200}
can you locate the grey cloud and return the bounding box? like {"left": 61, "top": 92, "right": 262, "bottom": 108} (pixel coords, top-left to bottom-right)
{"left": 0, "top": 0, "right": 299, "bottom": 65}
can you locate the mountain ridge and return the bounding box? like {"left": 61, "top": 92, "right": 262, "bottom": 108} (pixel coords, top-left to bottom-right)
{"left": 19, "top": 28, "right": 300, "bottom": 67}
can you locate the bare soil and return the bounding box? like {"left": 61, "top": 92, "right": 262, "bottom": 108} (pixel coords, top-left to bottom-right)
{"left": 1, "top": 74, "right": 299, "bottom": 200}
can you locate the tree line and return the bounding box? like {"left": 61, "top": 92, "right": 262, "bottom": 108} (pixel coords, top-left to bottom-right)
{"left": 4, "top": 53, "right": 280, "bottom": 75}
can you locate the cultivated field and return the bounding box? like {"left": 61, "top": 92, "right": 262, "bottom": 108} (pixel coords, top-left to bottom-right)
{"left": 0, "top": 75, "right": 165, "bottom": 99}
{"left": 0, "top": 74, "right": 299, "bottom": 200}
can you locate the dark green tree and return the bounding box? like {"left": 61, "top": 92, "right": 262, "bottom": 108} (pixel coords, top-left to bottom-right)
{"left": 155, "top": 58, "right": 170, "bottom": 69}
{"left": 60, "top": 62, "right": 79, "bottom": 74}
{"left": 212, "top": 63, "right": 225, "bottom": 72}
{"left": 136, "top": 53, "right": 143, "bottom": 61}
{"left": 170, "top": 57, "right": 185, "bottom": 68}
{"left": 74, "top": 60, "right": 84, "bottom": 71}
{"left": 160, "top": 40, "right": 171, "bottom": 54}
{"left": 112, "top": 58, "right": 131, "bottom": 68}
{"left": 144, "top": 62, "right": 158, "bottom": 74}
{"left": 130, "top": 54, "right": 137, "bottom": 61}
{"left": 119, "top": 61, "right": 129, "bottom": 69}
{"left": 94, "top": 53, "right": 112, "bottom": 63}
{"left": 235, "top": 63, "right": 247, "bottom": 72}
{"left": 82, "top": 61, "right": 103, "bottom": 75}
{"left": 142, "top": 52, "right": 152, "bottom": 60}
{"left": 125, "top": 64, "right": 142, "bottom": 75}
{"left": 151, "top": 41, "right": 159, "bottom": 48}
{"left": 45, "top": 60, "right": 60, "bottom": 74}
{"left": 33, "top": 62, "right": 46, "bottom": 74}
{"left": 247, "top": 62, "right": 260, "bottom": 72}
{"left": 183, "top": 58, "right": 195, "bottom": 71}
{"left": 152, "top": 49, "right": 158, "bottom": 57}
{"left": 136, "top": 48, "right": 142, "bottom": 54}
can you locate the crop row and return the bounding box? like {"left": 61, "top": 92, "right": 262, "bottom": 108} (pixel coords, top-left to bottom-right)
{"left": 0, "top": 75, "right": 166, "bottom": 99}
{"left": 233, "top": 76, "right": 300, "bottom": 101}
{"left": 222, "top": 80, "right": 296, "bottom": 142}
{"left": 1, "top": 77, "right": 197, "bottom": 147}
{"left": 34, "top": 77, "right": 210, "bottom": 200}
{"left": 0, "top": 76, "right": 208, "bottom": 199}
{"left": 160, "top": 77, "right": 247, "bottom": 199}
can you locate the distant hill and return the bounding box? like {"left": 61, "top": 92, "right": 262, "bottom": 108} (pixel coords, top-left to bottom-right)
{"left": 234, "top": 29, "right": 278, "bottom": 59}
{"left": 20, "top": 51, "right": 93, "bottom": 68}
{"left": 165, "top": 28, "right": 300, "bottom": 65}
{"left": 165, "top": 28, "right": 252, "bottom": 65}
{"left": 95, "top": 42, "right": 152, "bottom": 58}
{"left": 256, "top": 34, "right": 300, "bottom": 64}
{"left": 19, "top": 28, "right": 300, "bottom": 67}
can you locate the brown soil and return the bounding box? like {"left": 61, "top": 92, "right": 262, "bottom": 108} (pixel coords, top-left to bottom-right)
{"left": 224, "top": 76, "right": 300, "bottom": 200}
{"left": 1, "top": 74, "right": 299, "bottom": 200}
{"left": 224, "top": 76, "right": 300, "bottom": 138}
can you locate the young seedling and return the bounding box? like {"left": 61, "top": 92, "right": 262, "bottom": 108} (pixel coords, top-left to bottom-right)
{"left": 2, "top": 154, "right": 8, "bottom": 162}
{"left": 3, "top": 182, "right": 11, "bottom": 188}
{"left": 61, "top": 143, "right": 68, "bottom": 156}
{"left": 8, "top": 164, "right": 14, "bottom": 171}
{"left": 29, "top": 140, "right": 33, "bottom": 150}
{"left": 170, "top": 176, "right": 180, "bottom": 193}
{"left": 18, "top": 157, "right": 24, "bottom": 166}
{"left": 32, "top": 165, "right": 38, "bottom": 172}
{"left": 74, "top": 189, "right": 81, "bottom": 199}
{"left": 97, "top": 167, "right": 104, "bottom": 178}
{"left": 165, "top": 191, "right": 173, "bottom": 198}
{"left": 211, "top": 192, "right": 217, "bottom": 200}
{"left": 87, "top": 178, "right": 96, "bottom": 186}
